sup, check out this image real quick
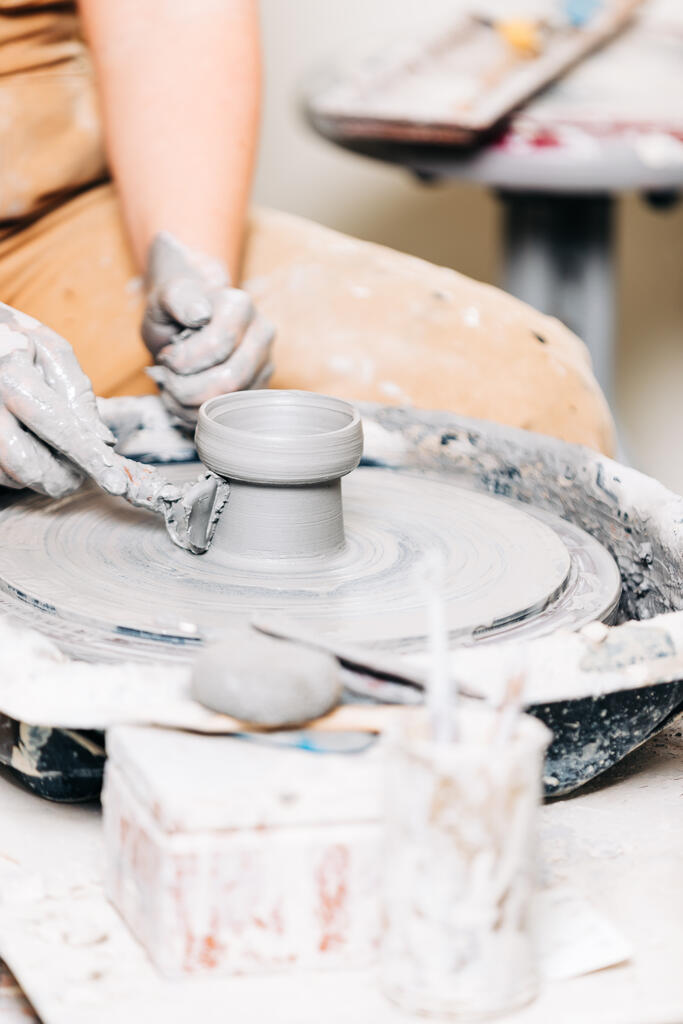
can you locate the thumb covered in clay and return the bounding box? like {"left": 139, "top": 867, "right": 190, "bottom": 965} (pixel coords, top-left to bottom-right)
{"left": 159, "top": 277, "right": 212, "bottom": 332}
{"left": 143, "top": 232, "right": 229, "bottom": 353}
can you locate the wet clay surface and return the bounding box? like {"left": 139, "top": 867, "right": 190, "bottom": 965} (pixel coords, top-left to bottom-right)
{"left": 195, "top": 391, "right": 364, "bottom": 559}
{"left": 0, "top": 463, "right": 618, "bottom": 662}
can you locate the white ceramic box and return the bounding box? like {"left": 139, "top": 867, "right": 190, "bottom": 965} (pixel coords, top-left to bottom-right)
{"left": 103, "top": 726, "right": 383, "bottom": 977}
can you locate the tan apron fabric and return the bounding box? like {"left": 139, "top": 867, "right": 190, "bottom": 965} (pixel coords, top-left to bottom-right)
{"left": 0, "top": 2, "right": 615, "bottom": 451}
{"left": 0, "top": 2, "right": 106, "bottom": 227}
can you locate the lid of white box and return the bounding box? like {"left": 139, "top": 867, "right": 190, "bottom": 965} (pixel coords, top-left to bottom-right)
{"left": 106, "top": 725, "right": 383, "bottom": 834}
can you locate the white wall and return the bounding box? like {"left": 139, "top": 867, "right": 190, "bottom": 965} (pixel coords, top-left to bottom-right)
{"left": 254, "top": 0, "right": 683, "bottom": 491}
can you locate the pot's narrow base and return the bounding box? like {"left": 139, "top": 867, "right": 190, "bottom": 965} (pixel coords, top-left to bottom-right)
{"left": 213, "top": 478, "right": 346, "bottom": 560}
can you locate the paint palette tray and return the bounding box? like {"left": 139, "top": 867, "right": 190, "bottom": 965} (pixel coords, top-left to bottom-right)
{"left": 308, "top": 1, "right": 642, "bottom": 145}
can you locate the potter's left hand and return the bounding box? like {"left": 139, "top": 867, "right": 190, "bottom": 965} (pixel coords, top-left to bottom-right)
{"left": 142, "top": 232, "right": 275, "bottom": 427}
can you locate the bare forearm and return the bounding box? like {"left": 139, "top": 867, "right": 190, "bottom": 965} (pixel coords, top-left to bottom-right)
{"left": 79, "top": 0, "right": 261, "bottom": 276}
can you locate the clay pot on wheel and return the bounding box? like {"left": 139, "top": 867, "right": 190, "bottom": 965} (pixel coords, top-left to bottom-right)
{"left": 195, "top": 390, "right": 364, "bottom": 559}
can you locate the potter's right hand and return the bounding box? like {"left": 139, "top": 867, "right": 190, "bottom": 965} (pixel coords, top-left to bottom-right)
{"left": 0, "top": 303, "right": 226, "bottom": 552}
{"left": 0, "top": 303, "right": 115, "bottom": 497}
{"left": 141, "top": 232, "right": 275, "bottom": 427}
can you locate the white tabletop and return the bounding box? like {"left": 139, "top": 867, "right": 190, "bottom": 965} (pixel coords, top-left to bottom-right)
{"left": 0, "top": 715, "right": 681, "bottom": 1024}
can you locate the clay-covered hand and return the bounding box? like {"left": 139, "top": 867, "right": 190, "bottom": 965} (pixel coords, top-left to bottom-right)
{"left": 142, "top": 232, "right": 275, "bottom": 427}
{"left": 0, "top": 303, "right": 227, "bottom": 552}
{"left": 0, "top": 303, "right": 117, "bottom": 497}
{"left": 0, "top": 302, "right": 183, "bottom": 507}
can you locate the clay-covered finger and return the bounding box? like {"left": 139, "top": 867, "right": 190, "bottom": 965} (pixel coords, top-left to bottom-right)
{"left": 0, "top": 453, "right": 24, "bottom": 489}
{"left": 0, "top": 467, "right": 22, "bottom": 489}
{"left": 157, "top": 289, "right": 254, "bottom": 375}
{"left": 214, "top": 316, "right": 275, "bottom": 391}
{"left": 0, "top": 405, "right": 83, "bottom": 497}
{"left": 249, "top": 361, "right": 275, "bottom": 391}
{"left": 149, "top": 318, "right": 275, "bottom": 408}
{"left": 160, "top": 278, "right": 212, "bottom": 329}
{"left": 0, "top": 310, "right": 115, "bottom": 447}
{"left": 158, "top": 391, "right": 200, "bottom": 428}
{"left": 0, "top": 322, "right": 34, "bottom": 362}
{"left": 0, "top": 349, "right": 122, "bottom": 483}
{"left": 33, "top": 327, "right": 115, "bottom": 445}
{"left": 0, "top": 358, "right": 184, "bottom": 506}
{"left": 142, "top": 281, "right": 211, "bottom": 358}
{"left": 141, "top": 303, "right": 179, "bottom": 356}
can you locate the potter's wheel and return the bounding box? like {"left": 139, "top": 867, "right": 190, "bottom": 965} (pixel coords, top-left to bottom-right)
{"left": 0, "top": 463, "right": 620, "bottom": 662}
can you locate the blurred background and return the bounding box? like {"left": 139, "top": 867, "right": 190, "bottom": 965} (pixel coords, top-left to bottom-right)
{"left": 254, "top": 0, "right": 683, "bottom": 491}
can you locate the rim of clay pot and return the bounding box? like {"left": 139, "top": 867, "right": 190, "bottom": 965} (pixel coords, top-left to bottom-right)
{"left": 196, "top": 390, "right": 364, "bottom": 485}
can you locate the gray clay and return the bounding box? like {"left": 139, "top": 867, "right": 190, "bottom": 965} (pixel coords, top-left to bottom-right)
{"left": 0, "top": 392, "right": 621, "bottom": 662}
{"left": 0, "top": 462, "right": 619, "bottom": 660}
{"left": 191, "top": 627, "right": 343, "bottom": 728}
{"left": 0, "top": 305, "right": 224, "bottom": 553}
{"left": 195, "top": 390, "right": 363, "bottom": 558}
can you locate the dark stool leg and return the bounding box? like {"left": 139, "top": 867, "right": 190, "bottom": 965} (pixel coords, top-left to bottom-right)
{"left": 500, "top": 192, "right": 616, "bottom": 407}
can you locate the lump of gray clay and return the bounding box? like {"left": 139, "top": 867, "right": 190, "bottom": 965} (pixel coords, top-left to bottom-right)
{"left": 191, "top": 627, "right": 342, "bottom": 729}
